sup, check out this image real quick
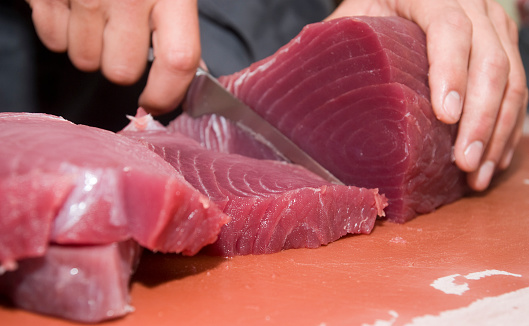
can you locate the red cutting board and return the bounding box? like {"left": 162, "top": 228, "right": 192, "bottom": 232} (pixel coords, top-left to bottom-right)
{"left": 2, "top": 137, "right": 529, "bottom": 326}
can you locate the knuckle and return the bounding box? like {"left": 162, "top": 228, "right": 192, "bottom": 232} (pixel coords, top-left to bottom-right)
{"left": 73, "top": 0, "right": 101, "bottom": 11}
{"left": 509, "top": 79, "right": 529, "bottom": 103}
{"left": 40, "top": 33, "right": 67, "bottom": 52}
{"left": 104, "top": 64, "right": 144, "bottom": 85}
{"left": 480, "top": 49, "right": 510, "bottom": 83}
{"left": 159, "top": 47, "right": 200, "bottom": 75}
{"left": 476, "top": 111, "right": 498, "bottom": 132}
{"left": 70, "top": 54, "right": 100, "bottom": 72}
{"left": 443, "top": 10, "right": 472, "bottom": 34}
{"left": 30, "top": 0, "right": 69, "bottom": 52}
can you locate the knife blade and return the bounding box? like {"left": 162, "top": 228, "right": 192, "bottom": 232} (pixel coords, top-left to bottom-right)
{"left": 182, "top": 67, "right": 344, "bottom": 185}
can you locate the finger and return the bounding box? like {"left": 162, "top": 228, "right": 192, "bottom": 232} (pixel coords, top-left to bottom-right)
{"left": 325, "top": 0, "right": 394, "bottom": 20}
{"left": 139, "top": 0, "right": 201, "bottom": 114}
{"left": 452, "top": 3, "right": 510, "bottom": 177}
{"left": 497, "top": 97, "right": 527, "bottom": 169}
{"left": 460, "top": 0, "right": 526, "bottom": 191}
{"left": 27, "top": 0, "right": 70, "bottom": 52}
{"left": 488, "top": 0, "right": 529, "bottom": 171}
{"left": 502, "top": 91, "right": 529, "bottom": 168}
{"left": 393, "top": 0, "right": 472, "bottom": 125}
{"left": 466, "top": 94, "right": 524, "bottom": 191}
{"left": 100, "top": 0, "right": 152, "bottom": 85}
{"left": 67, "top": 0, "right": 106, "bottom": 71}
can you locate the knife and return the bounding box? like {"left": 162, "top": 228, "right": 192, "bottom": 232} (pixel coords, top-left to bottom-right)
{"left": 182, "top": 67, "right": 344, "bottom": 185}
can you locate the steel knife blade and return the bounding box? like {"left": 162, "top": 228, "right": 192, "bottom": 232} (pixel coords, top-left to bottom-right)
{"left": 182, "top": 67, "right": 344, "bottom": 185}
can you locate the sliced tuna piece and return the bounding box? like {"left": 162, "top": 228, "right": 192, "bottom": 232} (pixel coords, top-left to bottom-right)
{"left": 0, "top": 240, "right": 140, "bottom": 323}
{"left": 169, "top": 113, "right": 282, "bottom": 160}
{"left": 0, "top": 172, "right": 73, "bottom": 273}
{"left": 214, "top": 16, "right": 467, "bottom": 222}
{"left": 0, "top": 112, "right": 229, "bottom": 269}
{"left": 122, "top": 113, "right": 387, "bottom": 256}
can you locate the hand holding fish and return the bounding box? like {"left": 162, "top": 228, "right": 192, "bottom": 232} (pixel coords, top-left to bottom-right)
{"left": 329, "top": 0, "right": 529, "bottom": 191}
{"left": 25, "top": 0, "right": 201, "bottom": 114}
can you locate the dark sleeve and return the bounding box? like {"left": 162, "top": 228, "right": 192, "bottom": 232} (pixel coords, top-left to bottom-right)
{"left": 0, "top": 1, "right": 37, "bottom": 112}
{"left": 198, "top": 0, "right": 335, "bottom": 77}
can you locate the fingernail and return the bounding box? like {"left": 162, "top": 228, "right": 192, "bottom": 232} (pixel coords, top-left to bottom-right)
{"left": 475, "top": 161, "right": 495, "bottom": 191}
{"left": 464, "top": 141, "right": 484, "bottom": 171}
{"left": 443, "top": 91, "right": 462, "bottom": 123}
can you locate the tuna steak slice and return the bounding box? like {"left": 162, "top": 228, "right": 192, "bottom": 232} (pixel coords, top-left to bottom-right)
{"left": 122, "top": 112, "right": 387, "bottom": 256}
{"left": 214, "top": 16, "right": 467, "bottom": 223}
{"left": 0, "top": 112, "right": 229, "bottom": 269}
{"left": 0, "top": 240, "right": 140, "bottom": 323}
{"left": 169, "top": 113, "right": 283, "bottom": 161}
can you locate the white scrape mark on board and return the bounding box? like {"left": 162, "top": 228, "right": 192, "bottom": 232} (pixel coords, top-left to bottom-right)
{"left": 430, "top": 274, "right": 469, "bottom": 295}
{"left": 431, "top": 270, "right": 522, "bottom": 295}
{"left": 362, "top": 310, "right": 399, "bottom": 326}
{"left": 465, "top": 270, "right": 522, "bottom": 280}
{"left": 389, "top": 236, "right": 407, "bottom": 244}
{"left": 404, "top": 286, "right": 529, "bottom": 326}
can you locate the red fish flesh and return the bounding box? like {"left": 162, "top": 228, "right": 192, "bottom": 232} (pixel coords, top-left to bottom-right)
{"left": 0, "top": 112, "right": 229, "bottom": 270}
{"left": 0, "top": 240, "right": 140, "bottom": 323}
{"left": 213, "top": 16, "right": 467, "bottom": 222}
{"left": 122, "top": 111, "right": 387, "bottom": 256}
{"left": 169, "top": 113, "right": 282, "bottom": 160}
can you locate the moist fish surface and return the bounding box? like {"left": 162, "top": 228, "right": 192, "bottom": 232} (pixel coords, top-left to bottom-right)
{"left": 0, "top": 112, "right": 229, "bottom": 270}
{"left": 208, "top": 16, "right": 468, "bottom": 222}
{"left": 170, "top": 113, "right": 283, "bottom": 161}
{"left": 0, "top": 240, "right": 140, "bottom": 323}
{"left": 122, "top": 110, "right": 387, "bottom": 256}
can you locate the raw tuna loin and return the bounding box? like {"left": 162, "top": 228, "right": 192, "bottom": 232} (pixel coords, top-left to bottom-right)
{"left": 212, "top": 16, "right": 468, "bottom": 222}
